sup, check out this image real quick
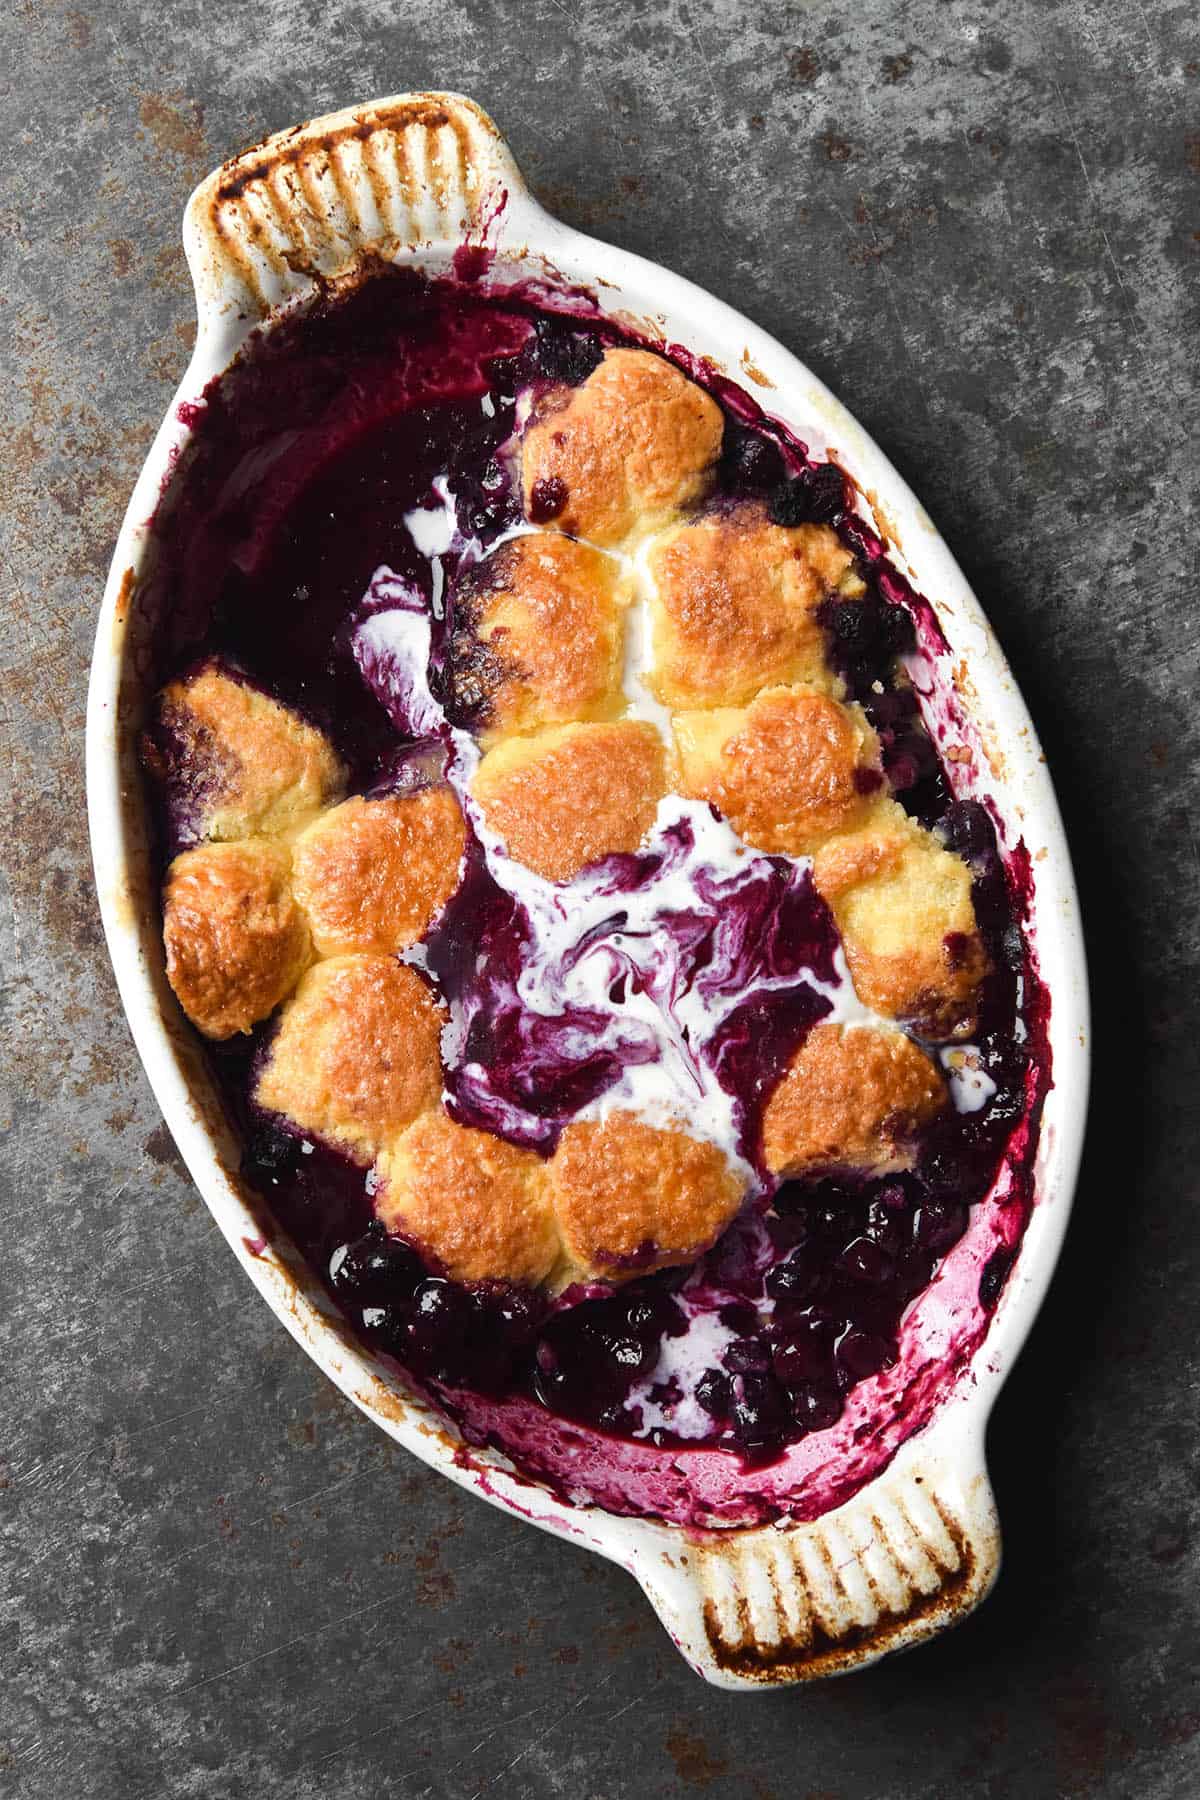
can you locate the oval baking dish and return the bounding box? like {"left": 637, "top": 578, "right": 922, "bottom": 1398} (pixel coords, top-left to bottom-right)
{"left": 86, "top": 91, "right": 1088, "bottom": 1687}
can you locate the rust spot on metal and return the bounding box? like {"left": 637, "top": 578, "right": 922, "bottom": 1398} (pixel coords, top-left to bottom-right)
{"left": 665, "top": 1723, "right": 729, "bottom": 1786}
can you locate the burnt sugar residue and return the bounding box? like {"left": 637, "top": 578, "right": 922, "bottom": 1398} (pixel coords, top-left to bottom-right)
{"left": 142, "top": 263, "right": 1051, "bottom": 1523}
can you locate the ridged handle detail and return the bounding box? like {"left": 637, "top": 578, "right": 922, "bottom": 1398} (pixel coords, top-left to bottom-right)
{"left": 635, "top": 1435, "right": 999, "bottom": 1686}
{"left": 183, "top": 92, "right": 530, "bottom": 324}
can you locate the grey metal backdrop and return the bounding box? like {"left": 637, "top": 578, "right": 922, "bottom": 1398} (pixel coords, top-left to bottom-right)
{"left": 1, "top": 1, "right": 1196, "bottom": 1794}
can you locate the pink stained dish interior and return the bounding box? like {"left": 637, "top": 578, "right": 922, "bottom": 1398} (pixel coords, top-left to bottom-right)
{"left": 138, "top": 265, "right": 1051, "bottom": 1527}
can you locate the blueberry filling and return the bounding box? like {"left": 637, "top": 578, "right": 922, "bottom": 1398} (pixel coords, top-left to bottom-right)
{"left": 145, "top": 265, "right": 1043, "bottom": 1476}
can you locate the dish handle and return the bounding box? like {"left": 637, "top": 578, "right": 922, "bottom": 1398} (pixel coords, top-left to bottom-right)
{"left": 182, "top": 91, "right": 540, "bottom": 332}
{"left": 632, "top": 1422, "right": 1000, "bottom": 1687}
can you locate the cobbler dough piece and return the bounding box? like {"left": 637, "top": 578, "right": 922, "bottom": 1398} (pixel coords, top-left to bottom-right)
{"left": 520, "top": 348, "right": 723, "bottom": 546}
{"left": 762, "top": 1023, "right": 946, "bottom": 1177}
{"left": 449, "top": 533, "right": 627, "bottom": 742}
{"left": 644, "top": 506, "right": 863, "bottom": 709}
{"left": 162, "top": 839, "right": 312, "bottom": 1040}
{"left": 376, "top": 1109, "right": 561, "bottom": 1287}
{"left": 256, "top": 955, "right": 444, "bottom": 1161}
{"left": 148, "top": 663, "right": 344, "bottom": 842}
{"left": 673, "top": 685, "right": 885, "bottom": 856}
{"left": 812, "top": 803, "right": 988, "bottom": 1038}
{"left": 291, "top": 789, "right": 466, "bottom": 957}
{"left": 471, "top": 719, "right": 668, "bottom": 882}
{"left": 548, "top": 1112, "right": 745, "bottom": 1281}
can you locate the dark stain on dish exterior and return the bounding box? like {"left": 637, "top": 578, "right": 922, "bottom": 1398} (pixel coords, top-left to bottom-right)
{"left": 143, "top": 1121, "right": 185, "bottom": 1172}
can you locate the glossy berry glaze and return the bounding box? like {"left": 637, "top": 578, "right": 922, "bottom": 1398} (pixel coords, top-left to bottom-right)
{"left": 143, "top": 265, "right": 1051, "bottom": 1526}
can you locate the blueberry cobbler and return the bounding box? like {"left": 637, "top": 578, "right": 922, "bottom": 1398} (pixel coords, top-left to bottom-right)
{"left": 141, "top": 267, "right": 1049, "bottom": 1526}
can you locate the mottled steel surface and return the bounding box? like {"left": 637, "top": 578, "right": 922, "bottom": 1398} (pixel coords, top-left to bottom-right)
{"left": 1, "top": 1, "right": 1197, "bottom": 1794}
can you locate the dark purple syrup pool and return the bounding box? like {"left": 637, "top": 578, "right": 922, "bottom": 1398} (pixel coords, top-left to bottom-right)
{"left": 144, "top": 265, "right": 1050, "bottom": 1524}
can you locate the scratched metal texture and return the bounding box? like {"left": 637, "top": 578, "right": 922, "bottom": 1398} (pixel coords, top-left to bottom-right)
{"left": 1, "top": 1, "right": 1198, "bottom": 1794}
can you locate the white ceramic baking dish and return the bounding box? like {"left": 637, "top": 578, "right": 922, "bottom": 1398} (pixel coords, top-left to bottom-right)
{"left": 86, "top": 92, "right": 1088, "bottom": 1686}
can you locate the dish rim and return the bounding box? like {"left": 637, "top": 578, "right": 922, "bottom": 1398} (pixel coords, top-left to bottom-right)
{"left": 85, "top": 90, "right": 1089, "bottom": 1686}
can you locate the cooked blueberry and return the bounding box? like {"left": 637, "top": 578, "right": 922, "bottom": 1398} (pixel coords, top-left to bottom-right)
{"left": 406, "top": 1279, "right": 472, "bottom": 1361}
{"left": 884, "top": 730, "right": 937, "bottom": 789}
{"left": 358, "top": 1302, "right": 410, "bottom": 1351}
{"left": 912, "top": 1199, "right": 968, "bottom": 1256}
{"left": 864, "top": 1199, "right": 906, "bottom": 1256}
{"left": 243, "top": 1125, "right": 299, "bottom": 1182}
{"left": 765, "top": 1251, "right": 827, "bottom": 1304}
{"left": 768, "top": 461, "right": 846, "bottom": 526}
{"left": 723, "top": 1337, "right": 771, "bottom": 1376}
{"left": 604, "top": 1334, "right": 653, "bottom": 1375}
{"left": 731, "top": 1372, "right": 788, "bottom": 1458}
{"left": 695, "top": 1368, "right": 733, "bottom": 1420}
{"left": 920, "top": 1144, "right": 973, "bottom": 1201}
{"left": 790, "top": 1383, "right": 845, "bottom": 1433}
{"left": 866, "top": 686, "right": 919, "bottom": 729}
{"left": 835, "top": 1327, "right": 894, "bottom": 1382}
{"left": 877, "top": 601, "right": 916, "bottom": 655}
{"left": 624, "top": 1287, "right": 684, "bottom": 1341}
{"left": 721, "top": 426, "right": 785, "bottom": 492}
{"left": 771, "top": 1181, "right": 812, "bottom": 1219}
{"left": 330, "top": 1224, "right": 422, "bottom": 1304}
{"left": 772, "top": 1318, "right": 835, "bottom": 1387}
{"left": 837, "top": 1238, "right": 895, "bottom": 1285}
{"left": 980, "top": 1246, "right": 1017, "bottom": 1311}
{"left": 534, "top": 321, "right": 604, "bottom": 385}
{"left": 528, "top": 475, "right": 567, "bottom": 522}
{"left": 936, "top": 800, "right": 996, "bottom": 862}
{"left": 825, "top": 599, "right": 877, "bottom": 655}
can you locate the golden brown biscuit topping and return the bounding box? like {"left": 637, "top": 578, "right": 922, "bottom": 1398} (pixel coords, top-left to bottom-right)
{"left": 292, "top": 789, "right": 466, "bottom": 957}
{"left": 452, "top": 533, "right": 626, "bottom": 742}
{"left": 163, "top": 839, "right": 312, "bottom": 1040}
{"left": 377, "top": 1110, "right": 561, "bottom": 1288}
{"left": 673, "top": 685, "right": 885, "bottom": 857}
{"left": 549, "top": 1112, "right": 746, "bottom": 1279}
{"left": 762, "top": 1023, "right": 947, "bottom": 1177}
{"left": 149, "top": 664, "right": 344, "bottom": 842}
{"left": 521, "top": 348, "right": 723, "bottom": 546}
{"left": 471, "top": 719, "right": 668, "bottom": 882}
{"left": 151, "top": 342, "right": 994, "bottom": 1314}
{"left": 644, "top": 505, "right": 864, "bottom": 709}
{"left": 256, "top": 955, "right": 445, "bottom": 1162}
{"left": 813, "top": 805, "right": 989, "bottom": 1038}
